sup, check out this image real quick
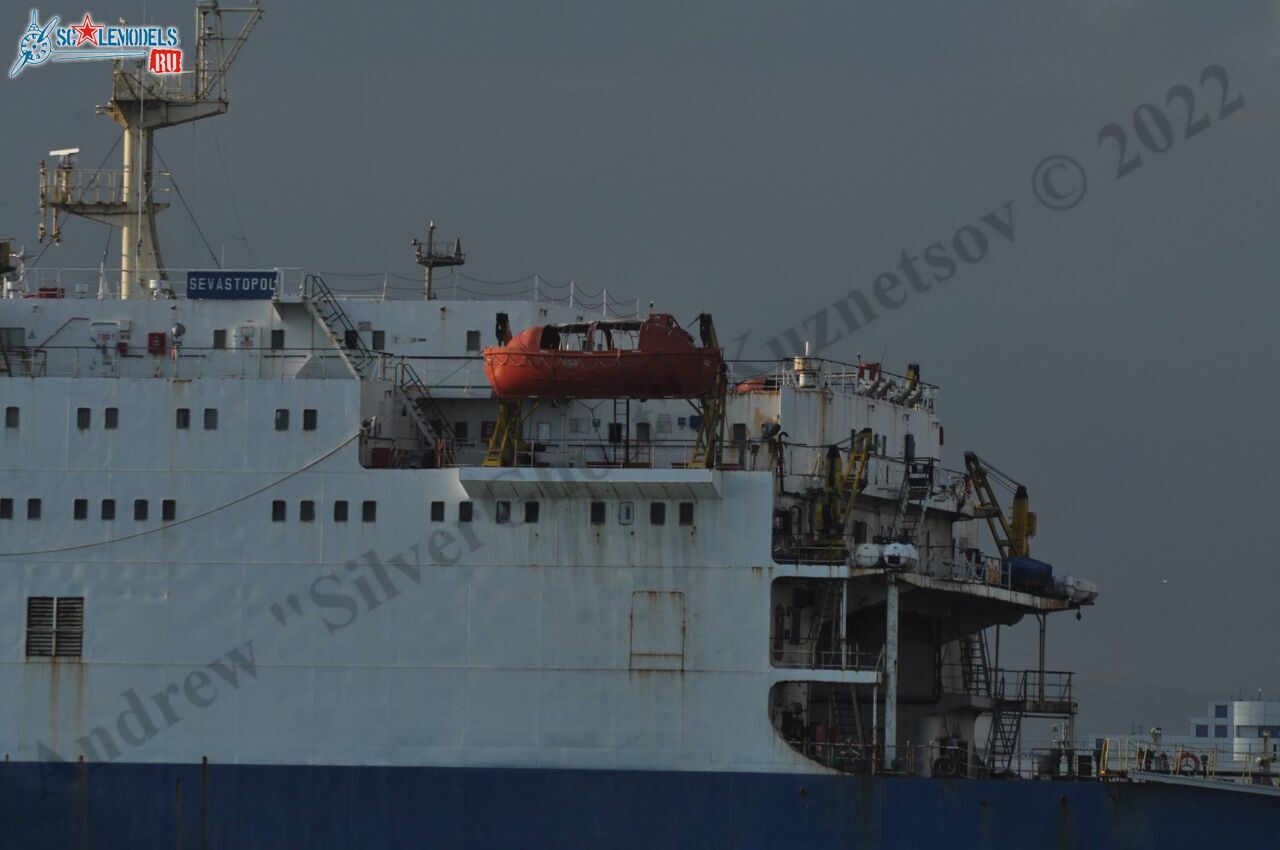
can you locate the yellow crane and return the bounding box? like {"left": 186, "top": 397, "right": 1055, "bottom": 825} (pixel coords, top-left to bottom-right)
{"left": 963, "top": 452, "right": 1036, "bottom": 559}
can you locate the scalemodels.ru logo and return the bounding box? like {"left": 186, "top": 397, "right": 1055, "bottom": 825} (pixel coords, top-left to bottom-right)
{"left": 9, "top": 9, "right": 182, "bottom": 79}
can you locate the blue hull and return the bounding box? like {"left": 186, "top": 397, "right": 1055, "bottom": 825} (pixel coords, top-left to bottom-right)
{"left": 3, "top": 761, "right": 1277, "bottom": 848}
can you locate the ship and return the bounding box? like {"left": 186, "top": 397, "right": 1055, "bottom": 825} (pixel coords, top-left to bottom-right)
{"left": 1, "top": 6, "right": 1277, "bottom": 847}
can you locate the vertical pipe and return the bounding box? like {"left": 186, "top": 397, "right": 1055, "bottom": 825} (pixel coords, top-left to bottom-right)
{"left": 120, "top": 125, "right": 135, "bottom": 299}
{"left": 885, "top": 574, "right": 899, "bottom": 767}
{"left": 1038, "top": 614, "right": 1046, "bottom": 703}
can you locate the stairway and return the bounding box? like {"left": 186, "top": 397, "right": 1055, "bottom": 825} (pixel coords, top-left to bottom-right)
{"left": 806, "top": 584, "right": 843, "bottom": 667}
{"left": 988, "top": 709, "right": 1022, "bottom": 775}
{"left": 960, "top": 631, "right": 991, "bottom": 697}
{"left": 301, "top": 274, "right": 454, "bottom": 459}
{"left": 895, "top": 461, "right": 934, "bottom": 543}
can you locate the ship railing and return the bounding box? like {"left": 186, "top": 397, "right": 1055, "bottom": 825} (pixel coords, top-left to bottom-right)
{"left": 1097, "top": 737, "right": 1278, "bottom": 785}
{"left": 0, "top": 344, "right": 355, "bottom": 380}
{"left": 728, "top": 357, "right": 938, "bottom": 411}
{"left": 39, "top": 168, "right": 172, "bottom": 208}
{"left": 992, "top": 668, "right": 1074, "bottom": 711}
{"left": 772, "top": 644, "right": 885, "bottom": 672}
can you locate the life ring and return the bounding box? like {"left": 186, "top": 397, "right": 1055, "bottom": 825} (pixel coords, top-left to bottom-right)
{"left": 1177, "top": 752, "right": 1201, "bottom": 775}
{"left": 932, "top": 755, "right": 959, "bottom": 778}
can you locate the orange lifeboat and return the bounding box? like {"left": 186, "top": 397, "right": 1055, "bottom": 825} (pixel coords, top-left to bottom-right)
{"left": 483, "top": 313, "right": 722, "bottom": 399}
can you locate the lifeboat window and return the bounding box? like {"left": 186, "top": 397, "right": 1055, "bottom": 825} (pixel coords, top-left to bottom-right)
{"left": 27, "top": 498, "right": 41, "bottom": 520}
{"left": 362, "top": 501, "right": 377, "bottom": 523}
{"left": 203, "top": 408, "right": 218, "bottom": 431}
{"left": 133, "top": 499, "right": 148, "bottom": 521}
{"left": 525, "top": 502, "right": 540, "bottom": 523}
{"left": 538, "top": 327, "right": 561, "bottom": 350}
{"left": 430, "top": 501, "right": 445, "bottom": 522}
{"left": 333, "top": 501, "right": 348, "bottom": 523}
{"left": 4, "top": 406, "right": 17, "bottom": 428}
{"left": 73, "top": 499, "right": 88, "bottom": 520}
{"left": 162, "top": 500, "right": 176, "bottom": 522}
{"left": 495, "top": 500, "right": 511, "bottom": 524}
{"left": 678, "top": 502, "right": 695, "bottom": 526}
{"left": 459, "top": 502, "right": 473, "bottom": 523}
{"left": 466, "top": 330, "right": 481, "bottom": 352}
{"left": 175, "top": 408, "right": 190, "bottom": 430}
{"left": 272, "top": 500, "right": 286, "bottom": 522}
{"left": 650, "top": 502, "right": 665, "bottom": 526}
{"left": 105, "top": 408, "right": 119, "bottom": 430}
{"left": 76, "top": 407, "right": 91, "bottom": 430}
{"left": 590, "top": 501, "right": 606, "bottom": 525}
{"left": 300, "top": 501, "right": 316, "bottom": 523}
{"left": 101, "top": 499, "right": 115, "bottom": 521}
{"left": 303, "top": 409, "right": 317, "bottom": 431}
{"left": 275, "top": 409, "right": 290, "bottom": 431}
{"left": 0, "top": 498, "right": 11, "bottom": 519}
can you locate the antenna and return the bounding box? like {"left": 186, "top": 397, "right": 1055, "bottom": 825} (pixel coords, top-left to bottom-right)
{"left": 411, "top": 220, "right": 466, "bottom": 301}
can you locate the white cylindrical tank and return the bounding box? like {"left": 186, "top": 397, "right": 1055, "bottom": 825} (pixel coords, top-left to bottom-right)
{"left": 882, "top": 543, "right": 918, "bottom": 570}
{"left": 854, "top": 543, "right": 883, "bottom": 569}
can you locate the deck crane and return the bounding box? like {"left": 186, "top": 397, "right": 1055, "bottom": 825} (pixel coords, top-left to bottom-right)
{"left": 816, "top": 428, "right": 875, "bottom": 551}
{"left": 963, "top": 452, "right": 1036, "bottom": 560}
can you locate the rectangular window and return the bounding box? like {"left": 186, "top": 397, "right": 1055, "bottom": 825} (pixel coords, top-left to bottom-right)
{"left": 101, "top": 499, "right": 115, "bottom": 520}
{"left": 590, "top": 501, "right": 606, "bottom": 525}
{"left": 731, "top": 422, "right": 747, "bottom": 446}
{"left": 0, "top": 498, "right": 10, "bottom": 519}
{"left": 569, "top": 417, "right": 586, "bottom": 435}
{"left": 1195, "top": 724, "right": 1208, "bottom": 738}
{"left": 272, "top": 500, "right": 286, "bottom": 522}
{"left": 525, "top": 501, "right": 540, "bottom": 523}
{"left": 495, "top": 500, "right": 511, "bottom": 524}
{"left": 678, "top": 502, "right": 695, "bottom": 526}
{"left": 303, "top": 409, "right": 317, "bottom": 431}
{"left": 133, "top": 499, "right": 148, "bottom": 521}
{"left": 4, "top": 406, "right": 17, "bottom": 428}
{"left": 333, "top": 500, "right": 348, "bottom": 522}
{"left": 270, "top": 329, "right": 285, "bottom": 351}
{"left": 76, "top": 407, "right": 90, "bottom": 430}
{"left": 1215, "top": 704, "right": 1228, "bottom": 718}
{"left": 300, "top": 500, "right": 315, "bottom": 522}
{"left": 453, "top": 421, "right": 469, "bottom": 442}
{"left": 465, "top": 330, "right": 481, "bottom": 352}
{"left": 1215, "top": 725, "right": 1228, "bottom": 738}
{"left": 104, "top": 407, "right": 119, "bottom": 430}
{"left": 27, "top": 498, "right": 41, "bottom": 520}
{"left": 657, "top": 413, "right": 672, "bottom": 434}
{"left": 26, "top": 596, "right": 84, "bottom": 659}
{"left": 175, "top": 408, "right": 190, "bottom": 430}
{"left": 274, "top": 409, "right": 290, "bottom": 431}
{"left": 362, "top": 500, "right": 377, "bottom": 522}
{"left": 213, "top": 329, "right": 227, "bottom": 349}
{"left": 343, "top": 329, "right": 359, "bottom": 349}
{"left": 371, "top": 330, "right": 386, "bottom": 351}
{"left": 73, "top": 499, "right": 88, "bottom": 520}
{"left": 459, "top": 501, "right": 473, "bottom": 523}
{"left": 636, "top": 422, "right": 651, "bottom": 444}
{"left": 203, "top": 408, "right": 218, "bottom": 431}
{"left": 650, "top": 502, "right": 666, "bottom": 525}
{"left": 162, "top": 499, "right": 176, "bottom": 522}
{"left": 430, "top": 501, "right": 445, "bottom": 522}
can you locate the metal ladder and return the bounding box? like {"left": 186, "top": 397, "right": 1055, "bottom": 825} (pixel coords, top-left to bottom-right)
{"left": 960, "top": 631, "right": 991, "bottom": 697}
{"left": 894, "top": 460, "right": 933, "bottom": 543}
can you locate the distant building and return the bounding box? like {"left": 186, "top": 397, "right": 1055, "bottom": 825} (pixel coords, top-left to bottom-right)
{"left": 1092, "top": 698, "right": 1280, "bottom": 768}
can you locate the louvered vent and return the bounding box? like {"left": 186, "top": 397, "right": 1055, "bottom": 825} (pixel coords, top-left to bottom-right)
{"left": 25, "top": 596, "right": 84, "bottom": 659}
{"left": 25, "top": 597, "right": 54, "bottom": 657}
{"left": 55, "top": 597, "right": 85, "bottom": 657}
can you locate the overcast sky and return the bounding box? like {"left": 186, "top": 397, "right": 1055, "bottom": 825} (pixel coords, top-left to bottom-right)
{"left": 3, "top": 0, "right": 1279, "bottom": 734}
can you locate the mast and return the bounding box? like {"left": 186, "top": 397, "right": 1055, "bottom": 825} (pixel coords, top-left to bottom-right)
{"left": 411, "top": 221, "right": 466, "bottom": 300}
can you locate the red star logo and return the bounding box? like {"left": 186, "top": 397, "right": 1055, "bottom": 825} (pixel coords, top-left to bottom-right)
{"left": 70, "top": 13, "right": 102, "bottom": 47}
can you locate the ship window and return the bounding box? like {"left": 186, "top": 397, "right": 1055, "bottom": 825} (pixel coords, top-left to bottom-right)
{"left": 362, "top": 500, "right": 377, "bottom": 522}
{"left": 272, "top": 500, "right": 286, "bottom": 522}
{"left": 731, "top": 422, "right": 747, "bottom": 447}
{"left": 430, "top": 501, "right": 445, "bottom": 522}
{"left": 590, "top": 501, "right": 606, "bottom": 525}
{"left": 4, "top": 406, "right": 17, "bottom": 428}
{"left": 635, "top": 422, "right": 651, "bottom": 444}
{"left": 76, "top": 408, "right": 90, "bottom": 430}
{"left": 26, "top": 596, "right": 84, "bottom": 659}
{"left": 1215, "top": 704, "right": 1228, "bottom": 718}
{"left": 0, "top": 498, "right": 10, "bottom": 519}
{"left": 203, "top": 408, "right": 218, "bottom": 431}
{"left": 300, "top": 500, "right": 315, "bottom": 522}
{"left": 275, "top": 409, "right": 290, "bottom": 431}
{"left": 657, "top": 414, "right": 672, "bottom": 434}
{"left": 213, "top": 329, "right": 227, "bottom": 349}
{"left": 459, "top": 502, "right": 473, "bottom": 523}
{"left": 371, "top": 330, "right": 386, "bottom": 351}
{"left": 73, "top": 499, "right": 88, "bottom": 520}
{"left": 303, "top": 409, "right": 317, "bottom": 431}
{"left": 1215, "top": 725, "right": 1228, "bottom": 738}
{"left": 334, "top": 500, "right": 348, "bottom": 522}
{"left": 678, "top": 502, "right": 695, "bottom": 526}
{"left": 1195, "top": 724, "right": 1208, "bottom": 738}
{"left": 27, "top": 498, "right": 41, "bottom": 520}
{"left": 454, "top": 421, "right": 469, "bottom": 442}
{"left": 162, "top": 499, "right": 176, "bottom": 522}
{"left": 495, "top": 500, "right": 511, "bottom": 524}
{"left": 101, "top": 499, "right": 115, "bottom": 520}
{"left": 525, "top": 501, "right": 540, "bottom": 523}
{"left": 677, "top": 416, "right": 687, "bottom": 428}
{"left": 465, "top": 330, "right": 481, "bottom": 352}
{"left": 650, "top": 502, "right": 665, "bottom": 526}
{"left": 104, "top": 407, "right": 119, "bottom": 430}
{"left": 270, "top": 329, "right": 285, "bottom": 351}
{"left": 176, "top": 408, "right": 190, "bottom": 429}
{"left": 134, "top": 499, "right": 148, "bottom": 521}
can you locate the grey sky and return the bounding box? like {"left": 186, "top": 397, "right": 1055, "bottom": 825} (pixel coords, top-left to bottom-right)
{"left": 3, "top": 0, "right": 1278, "bottom": 732}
